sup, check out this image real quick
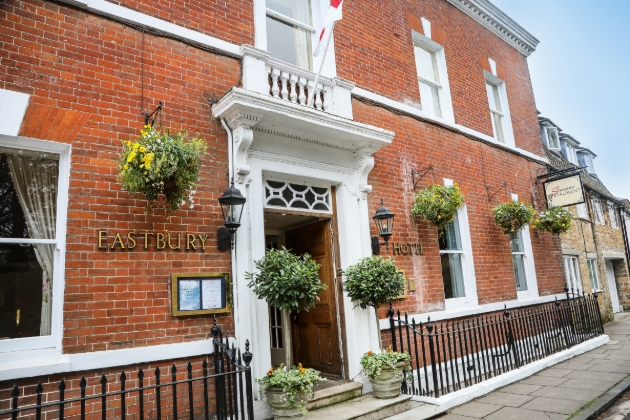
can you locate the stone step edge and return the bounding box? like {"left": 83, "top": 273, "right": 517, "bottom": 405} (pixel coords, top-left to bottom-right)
{"left": 306, "top": 382, "right": 363, "bottom": 410}
{"left": 305, "top": 394, "right": 412, "bottom": 420}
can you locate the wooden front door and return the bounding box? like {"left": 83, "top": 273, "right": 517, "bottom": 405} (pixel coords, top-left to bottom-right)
{"left": 286, "top": 220, "right": 341, "bottom": 377}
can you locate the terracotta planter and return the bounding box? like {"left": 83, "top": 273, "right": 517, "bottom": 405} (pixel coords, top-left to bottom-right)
{"left": 369, "top": 362, "right": 405, "bottom": 399}
{"left": 265, "top": 387, "right": 310, "bottom": 420}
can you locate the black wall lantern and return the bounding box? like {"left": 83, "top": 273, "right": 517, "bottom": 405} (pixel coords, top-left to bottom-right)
{"left": 218, "top": 180, "right": 246, "bottom": 251}
{"left": 371, "top": 199, "right": 395, "bottom": 255}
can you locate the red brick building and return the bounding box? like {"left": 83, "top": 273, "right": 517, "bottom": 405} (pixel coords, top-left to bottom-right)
{"left": 0, "top": 0, "right": 571, "bottom": 416}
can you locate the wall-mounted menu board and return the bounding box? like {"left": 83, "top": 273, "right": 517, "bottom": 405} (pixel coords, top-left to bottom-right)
{"left": 171, "top": 273, "right": 230, "bottom": 316}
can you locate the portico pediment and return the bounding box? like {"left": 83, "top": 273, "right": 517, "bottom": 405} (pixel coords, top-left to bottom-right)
{"left": 212, "top": 87, "right": 395, "bottom": 184}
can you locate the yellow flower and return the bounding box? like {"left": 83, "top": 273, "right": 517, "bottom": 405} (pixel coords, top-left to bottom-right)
{"left": 124, "top": 140, "right": 131, "bottom": 147}
{"left": 140, "top": 146, "right": 146, "bottom": 153}
{"left": 145, "top": 163, "right": 151, "bottom": 169}
{"left": 130, "top": 152, "right": 137, "bottom": 159}
{"left": 133, "top": 143, "right": 140, "bottom": 150}
{"left": 144, "top": 124, "right": 150, "bottom": 129}
{"left": 123, "top": 164, "right": 129, "bottom": 170}
{"left": 145, "top": 178, "right": 149, "bottom": 182}
{"left": 127, "top": 156, "right": 133, "bottom": 162}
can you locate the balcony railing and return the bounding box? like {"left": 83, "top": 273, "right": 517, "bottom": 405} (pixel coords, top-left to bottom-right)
{"left": 387, "top": 290, "right": 605, "bottom": 398}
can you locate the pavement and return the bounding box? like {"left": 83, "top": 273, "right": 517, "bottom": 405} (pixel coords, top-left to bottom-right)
{"left": 434, "top": 312, "right": 630, "bottom": 420}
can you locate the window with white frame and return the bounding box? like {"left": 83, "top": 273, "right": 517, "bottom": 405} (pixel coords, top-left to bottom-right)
{"left": 414, "top": 44, "right": 442, "bottom": 118}
{"left": 592, "top": 196, "right": 605, "bottom": 224}
{"left": 563, "top": 256, "right": 582, "bottom": 293}
{"left": 0, "top": 146, "right": 64, "bottom": 341}
{"left": 581, "top": 153, "right": 595, "bottom": 173}
{"left": 577, "top": 203, "right": 588, "bottom": 219}
{"left": 587, "top": 258, "right": 600, "bottom": 290}
{"left": 608, "top": 203, "right": 619, "bottom": 228}
{"left": 486, "top": 81, "right": 506, "bottom": 143}
{"left": 439, "top": 215, "right": 466, "bottom": 299}
{"left": 546, "top": 127, "right": 561, "bottom": 150}
{"left": 565, "top": 143, "right": 578, "bottom": 165}
{"left": 510, "top": 230, "right": 528, "bottom": 292}
{"left": 266, "top": 0, "right": 315, "bottom": 70}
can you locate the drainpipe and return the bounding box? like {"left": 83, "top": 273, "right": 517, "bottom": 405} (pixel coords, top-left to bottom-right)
{"left": 619, "top": 207, "right": 630, "bottom": 270}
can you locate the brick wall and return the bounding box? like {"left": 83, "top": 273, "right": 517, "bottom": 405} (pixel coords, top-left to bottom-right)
{"left": 335, "top": 0, "right": 543, "bottom": 157}
{"left": 0, "top": 0, "right": 239, "bottom": 353}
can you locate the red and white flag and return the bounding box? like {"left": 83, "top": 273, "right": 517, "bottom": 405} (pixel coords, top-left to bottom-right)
{"left": 314, "top": 0, "right": 343, "bottom": 57}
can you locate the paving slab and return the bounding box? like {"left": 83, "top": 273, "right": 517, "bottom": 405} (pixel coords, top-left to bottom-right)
{"left": 476, "top": 391, "right": 534, "bottom": 407}
{"left": 483, "top": 406, "right": 556, "bottom": 420}
{"left": 565, "top": 370, "right": 627, "bottom": 382}
{"left": 383, "top": 402, "right": 448, "bottom": 420}
{"left": 435, "top": 415, "right": 476, "bottom": 420}
{"left": 545, "top": 413, "right": 567, "bottom": 420}
{"left": 450, "top": 402, "right": 502, "bottom": 418}
{"left": 535, "top": 368, "right": 573, "bottom": 378}
{"left": 530, "top": 385, "right": 601, "bottom": 402}
{"left": 559, "top": 378, "right": 620, "bottom": 392}
{"left": 587, "top": 362, "right": 630, "bottom": 374}
{"left": 499, "top": 383, "right": 542, "bottom": 395}
{"left": 521, "top": 396, "right": 586, "bottom": 414}
{"left": 521, "top": 375, "right": 570, "bottom": 387}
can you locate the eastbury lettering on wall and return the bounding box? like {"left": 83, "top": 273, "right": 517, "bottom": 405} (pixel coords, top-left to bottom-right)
{"left": 97, "top": 231, "right": 209, "bottom": 251}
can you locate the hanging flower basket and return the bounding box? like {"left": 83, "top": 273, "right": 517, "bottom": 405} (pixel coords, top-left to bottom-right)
{"left": 532, "top": 206, "right": 573, "bottom": 234}
{"left": 493, "top": 201, "right": 536, "bottom": 235}
{"left": 118, "top": 125, "right": 206, "bottom": 214}
{"left": 411, "top": 184, "right": 465, "bottom": 230}
{"left": 245, "top": 247, "right": 327, "bottom": 313}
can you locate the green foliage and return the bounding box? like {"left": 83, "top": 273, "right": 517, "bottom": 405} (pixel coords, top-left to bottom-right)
{"left": 493, "top": 201, "right": 536, "bottom": 235}
{"left": 256, "top": 364, "right": 326, "bottom": 410}
{"left": 412, "top": 184, "right": 465, "bottom": 230}
{"left": 532, "top": 206, "right": 573, "bottom": 234}
{"left": 118, "top": 125, "right": 206, "bottom": 214}
{"left": 360, "top": 347, "right": 412, "bottom": 380}
{"left": 246, "top": 247, "right": 327, "bottom": 313}
{"left": 343, "top": 257, "right": 405, "bottom": 310}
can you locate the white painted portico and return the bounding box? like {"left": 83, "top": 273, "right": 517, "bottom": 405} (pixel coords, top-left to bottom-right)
{"left": 212, "top": 49, "right": 396, "bottom": 395}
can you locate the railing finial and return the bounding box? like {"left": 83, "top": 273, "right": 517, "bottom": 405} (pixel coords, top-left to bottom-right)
{"left": 243, "top": 340, "right": 253, "bottom": 366}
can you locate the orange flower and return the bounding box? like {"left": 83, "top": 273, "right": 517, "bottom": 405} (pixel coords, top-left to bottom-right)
{"left": 387, "top": 345, "right": 393, "bottom": 353}
{"left": 298, "top": 363, "right": 303, "bottom": 369}
{"left": 267, "top": 369, "right": 274, "bottom": 376}
{"left": 367, "top": 350, "right": 373, "bottom": 356}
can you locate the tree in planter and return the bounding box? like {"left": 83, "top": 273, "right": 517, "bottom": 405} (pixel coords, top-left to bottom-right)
{"left": 493, "top": 200, "right": 536, "bottom": 235}
{"left": 531, "top": 206, "right": 573, "bottom": 234}
{"left": 411, "top": 184, "right": 465, "bottom": 230}
{"left": 118, "top": 125, "right": 206, "bottom": 214}
{"left": 245, "top": 247, "right": 327, "bottom": 313}
{"left": 343, "top": 257, "right": 405, "bottom": 346}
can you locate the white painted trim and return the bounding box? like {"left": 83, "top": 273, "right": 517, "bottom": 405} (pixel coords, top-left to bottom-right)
{"left": 445, "top": 0, "right": 539, "bottom": 57}
{"left": 485, "top": 71, "right": 516, "bottom": 148}
{"left": 413, "top": 334, "right": 609, "bottom": 409}
{"left": 0, "top": 136, "right": 71, "bottom": 358}
{"left": 421, "top": 17, "right": 432, "bottom": 40}
{"left": 0, "top": 89, "right": 30, "bottom": 136}
{"left": 488, "top": 58, "right": 497, "bottom": 76}
{"left": 379, "top": 293, "right": 567, "bottom": 330}
{"left": 68, "top": 0, "right": 241, "bottom": 57}
{"left": 351, "top": 87, "right": 547, "bottom": 164}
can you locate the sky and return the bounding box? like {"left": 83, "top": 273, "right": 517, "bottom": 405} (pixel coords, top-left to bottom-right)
{"left": 491, "top": 0, "right": 630, "bottom": 200}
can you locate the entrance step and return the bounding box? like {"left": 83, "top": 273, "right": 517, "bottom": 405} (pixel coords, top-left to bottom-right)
{"left": 306, "top": 381, "right": 363, "bottom": 411}
{"left": 383, "top": 402, "right": 448, "bottom": 419}
{"left": 305, "top": 394, "right": 412, "bottom": 420}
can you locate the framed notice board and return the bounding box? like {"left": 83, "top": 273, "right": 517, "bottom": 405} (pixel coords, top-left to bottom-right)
{"left": 171, "top": 273, "right": 231, "bottom": 316}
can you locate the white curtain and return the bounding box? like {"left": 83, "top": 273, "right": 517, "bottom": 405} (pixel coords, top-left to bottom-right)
{"left": 7, "top": 155, "right": 58, "bottom": 336}
{"left": 292, "top": 0, "right": 312, "bottom": 69}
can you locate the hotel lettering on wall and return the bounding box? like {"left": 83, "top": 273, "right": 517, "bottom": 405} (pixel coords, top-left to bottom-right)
{"left": 97, "top": 231, "right": 210, "bottom": 251}
{"left": 392, "top": 242, "right": 424, "bottom": 256}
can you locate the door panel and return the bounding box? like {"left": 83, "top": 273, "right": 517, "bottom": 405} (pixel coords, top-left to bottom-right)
{"left": 286, "top": 220, "right": 341, "bottom": 376}
{"left": 606, "top": 261, "right": 622, "bottom": 313}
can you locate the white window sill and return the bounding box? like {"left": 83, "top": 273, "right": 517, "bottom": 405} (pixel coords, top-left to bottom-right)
{"left": 379, "top": 293, "right": 566, "bottom": 330}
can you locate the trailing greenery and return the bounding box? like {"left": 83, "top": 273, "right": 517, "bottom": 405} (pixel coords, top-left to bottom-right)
{"left": 118, "top": 125, "right": 206, "bottom": 214}
{"left": 360, "top": 346, "right": 412, "bottom": 380}
{"left": 411, "top": 184, "right": 465, "bottom": 230}
{"left": 256, "top": 364, "right": 326, "bottom": 410}
{"left": 493, "top": 201, "right": 536, "bottom": 235}
{"left": 343, "top": 257, "right": 405, "bottom": 310}
{"left": 532, "top": 206, "right": 573, "bottom": 234}
{"left": 246, "top": 247, "right": 327, "bottom": 313}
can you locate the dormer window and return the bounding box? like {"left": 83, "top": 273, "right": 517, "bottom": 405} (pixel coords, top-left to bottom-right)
{"left": 564, "top": 142, "right": 578, "bottom": 165}
{"left": 266, "top": 0, "right": 314, "bottom": 70}
{"left": 546, "top": 127, "right": 560, "bottom": 150}
{"left": 579, "top": 152, "right": 595, "bottom": 173}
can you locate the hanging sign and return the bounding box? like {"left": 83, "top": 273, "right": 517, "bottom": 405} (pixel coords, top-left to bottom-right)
{"left": 543, "top": 174, "right": 585, "bottom": 208}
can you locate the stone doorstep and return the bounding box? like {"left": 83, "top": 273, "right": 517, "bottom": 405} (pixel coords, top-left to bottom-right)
{"left": 383, "top": 403, "right": 448, "bottom": 420}
{"left": 305, "top": 394, "right": 412, "bottom": 420}
{"left": 305, "top": 381, "right": 364, "bottom": 410}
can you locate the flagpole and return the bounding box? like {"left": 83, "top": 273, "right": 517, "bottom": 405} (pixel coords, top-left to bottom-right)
{"left": 307, "top": 21, "right": 336, "bottom": 108}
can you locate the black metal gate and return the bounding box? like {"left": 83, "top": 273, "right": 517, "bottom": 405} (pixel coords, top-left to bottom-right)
{"left": 388, "top": 289, "right": 604, "bottom": 398}
{"left": 0, "top": 317, "right": 254, "bottom": 420}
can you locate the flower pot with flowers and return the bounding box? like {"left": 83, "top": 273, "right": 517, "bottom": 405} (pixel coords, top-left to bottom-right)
{"left": 411, "top": 184, "right": 465, "bottom": 230}
{"left": 256, "top": 364, "right": 326, "bottom": 420}
{"left": 118, "top": 125, "right": 206, "bottom": 214}
{"left": 360, "top": 346, "right": 411, "bottom": 399}
{"left": 532, "top": 206, "right": 573, "bottom": 234}
{"left": 493, "top": 200, "right": 536, "bottom": 235}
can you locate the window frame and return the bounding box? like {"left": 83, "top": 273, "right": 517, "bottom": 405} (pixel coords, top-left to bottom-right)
{"left": 608, "top": 203, "right": 619, "bottom": 229}
{"left": 577, "top": 203, "right": 589, "bottom": 219}
{"left": 546, "top": 126, "right": 561, "bottom": 151}
{"left": 510, "top": 194, "right": 539, "bottom": 301}
{"left": 592, "top": 196, "right": 605, "bottom": 225}
{"left": 484, "top": 72, "right": 515, "bottom": 147}
{"left": 563, "top": 255, "right": 583, "bottom": 294}
{"left": 441, "top": 179, "right": 477, "bottom": 311}
{"left": 412, "top": 31, "right": 455, "bottom": 123}
{"left": 586, "top": 258, "right": 601, "bottom": 291}
{"left": 0, "top": 135, "right": 70, "bottom": 357}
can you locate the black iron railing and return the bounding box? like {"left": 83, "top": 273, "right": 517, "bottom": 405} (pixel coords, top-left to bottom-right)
{"left": 0, "top": 317, "right": 254, "bottom": 420}
{"left": 388, "top": 290, "right": 604, "bottom": 398}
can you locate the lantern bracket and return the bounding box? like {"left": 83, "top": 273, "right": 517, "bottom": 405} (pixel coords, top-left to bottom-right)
{"left": 485, "top": 182, "right": 508, "bottom": 203}
{"left": 218, "top": 227, "right": 232, "bottom": 251}
{"left": 371, "top": 236, "right": 390, "bottom": 255}
{"left": 411, "top": 165, "right": 434, "bottom": 190}
{"left": 143, "top": 101, "right": 163, "bottom": 127}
